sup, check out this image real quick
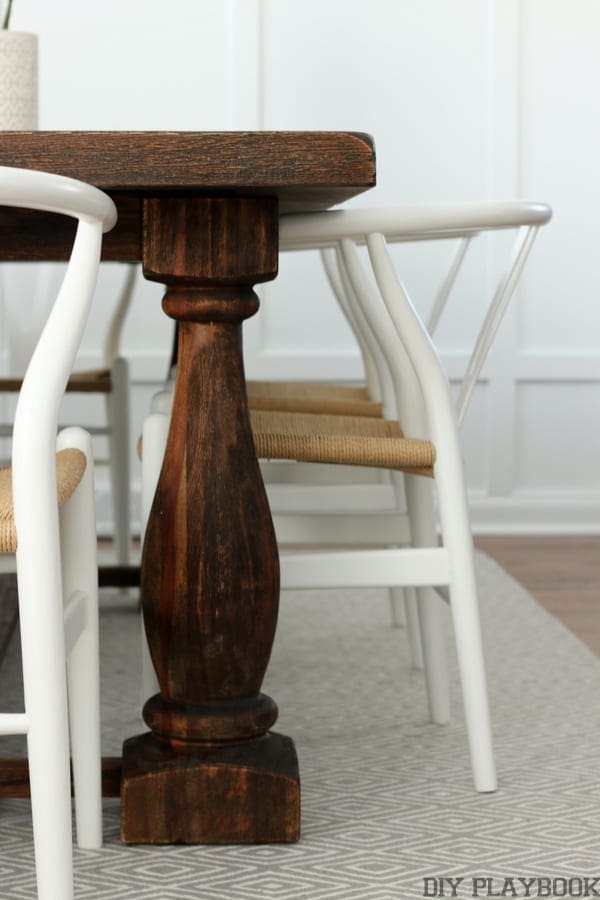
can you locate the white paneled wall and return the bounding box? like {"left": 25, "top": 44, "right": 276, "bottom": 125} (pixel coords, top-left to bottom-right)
{"left": 1, "top": 0, "right": 598, "bottom": 533}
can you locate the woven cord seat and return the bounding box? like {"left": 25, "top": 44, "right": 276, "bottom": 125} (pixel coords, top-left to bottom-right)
{"left": 250, "top": 409, "right": 435, "bottom": 477}
{"left": 247, "top": 380, "right": 383, "bottom": 418}
{"left": 0, "top": 448, "right": 87, "bottom": 552}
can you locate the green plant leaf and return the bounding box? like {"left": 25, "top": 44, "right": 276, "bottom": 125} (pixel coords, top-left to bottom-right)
{"left": 2, "top": 0, "right": 13, "bottom": 30}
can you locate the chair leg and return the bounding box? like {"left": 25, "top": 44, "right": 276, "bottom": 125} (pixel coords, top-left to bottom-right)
{"left": 385, "top": 472, "right": 406, "bottom": 630}
{"left": 16, "top": 524, "right": 74, "bottom": 897}
{"left": 390, "top": 585, "right": 427, "bottom": 673}
{"left": 388, "top": 586, "right": 406, "bottom": 627}
{"left": 436, "top": 460, "right": 496, "bottom": 792}
{"left": 402, "top": 586, "right": 425, "bottom": 670}
{"left": 388, "top": 473, "right": 425, "bottom": 666}
{"left": 404, "top": 474, "right": 451, "bottom": 725}
{"left": 58, "top": 427, "right": 102, "bottom": 849}
{"left": 27, "top": 704, "right": 74, "bottom": 900}
{"left": 106, "top": 356, "right": 130, "bottom": 565}
{"left": 446, "top": 559, "right": 497, "bottom": 792}
{"left": 140, "top": 412, "right": 168, "bottom": 703}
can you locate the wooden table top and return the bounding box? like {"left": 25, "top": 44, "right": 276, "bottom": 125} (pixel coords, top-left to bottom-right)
{"left": 0, "top": 131, "right": 376, "bottom": 260}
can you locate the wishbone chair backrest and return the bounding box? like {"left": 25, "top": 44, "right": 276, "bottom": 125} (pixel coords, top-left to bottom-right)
{"left": 280, "top": 201, "right": 552, "bottom": 432}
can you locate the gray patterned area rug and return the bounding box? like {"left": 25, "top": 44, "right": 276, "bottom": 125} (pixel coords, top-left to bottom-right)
{"left": 1, "top": 553, "right": 600, "bottom": 899}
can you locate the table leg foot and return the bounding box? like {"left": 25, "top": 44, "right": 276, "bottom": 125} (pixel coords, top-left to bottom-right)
{"left": 120, "top": 731, "right": 300, "bottom": 844}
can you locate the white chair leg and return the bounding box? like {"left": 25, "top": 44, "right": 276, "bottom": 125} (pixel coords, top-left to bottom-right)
{"left": 447, "top": 558, "right": 496, "bottom": 792}
{"left": 58, "top": 427, "right": 102, "bottom": 849}
{"left": 27, "top": 699, "right": 74, "bottom": 900}
{"left": 404, "top": 474, "right": 450, "bottom": 725}
{"left": 386, "top": 469, "right": 407, "bottom": 630}
{"left": 437, "top": 472, "right": 496, "bottom": 792}
{"left": 388, "top": 586, "right": 406, "bottom": 627}
{"left": 402, "top": 586, "right": 425, "bottom": 669}
{"left": 140, "top": 412, "right": 169, "bottom": 702}
{"left": 17, "top": 522, "right": 74, "bottom": 898}
{"left": 388, "top": 472, "right": 426, "bottom": 667}
{"left": 105, "top": 356, "right": 130, "bottom": 565}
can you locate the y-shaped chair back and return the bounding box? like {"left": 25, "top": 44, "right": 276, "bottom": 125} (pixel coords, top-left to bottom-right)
{"left": 282, "top": 202, "right": 549, "bottom": 430}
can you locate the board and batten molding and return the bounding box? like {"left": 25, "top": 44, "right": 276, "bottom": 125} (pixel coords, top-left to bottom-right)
{"left": 1, "top": 0, "right": 597, "bottom": 536}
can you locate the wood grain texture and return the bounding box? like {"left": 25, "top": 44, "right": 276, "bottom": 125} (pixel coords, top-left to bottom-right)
{"left": 0, "top": 193, "right": 142, "bottom": 261}
{"left": 0, "top": 757, "right": 122, "bottom": 799}
{"left": 0, "top": 131, "right": 375, "bottom": 260}
{"left": 121, "top": 195, "right": 299, "bottom": 844}
{"left": 143, "top": 196, "right": 278, "bottom": 285}
{"left": 476, "top": 536, "right": 600, "bottom": 655}
{"left": 140, "top": 315, "right": 280, "bottom": 709}
{"left": 0, "top": 131, "right": 375, "bottom": 190}
{"left": 121, "top": 733, "right": 300, "bottom": 844}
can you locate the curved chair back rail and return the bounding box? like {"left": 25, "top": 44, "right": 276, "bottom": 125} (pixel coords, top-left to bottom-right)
{"left": 0, "top": 166, "right": 116, "bottom": 899}
{"left": 279, "top": 201, "right": 551, "bottom": 249}
{"left": 0, "top": 166, "right": 116, "bottom": 230}
{"left": 280, "top": 202, "right": 552, "bottom": 431}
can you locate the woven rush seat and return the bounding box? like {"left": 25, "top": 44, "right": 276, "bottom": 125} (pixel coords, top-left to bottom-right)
{"left": 0, "top": 448, "right": 87, "bottom": 552}
{"left": 247, "top": 380, "right": 383, "bottom": 418}
{"left": 250, "top": 409, "right": 435, "bottom": 476}
{"left": 0, "top": 368, "right": 111, "bottom": 395}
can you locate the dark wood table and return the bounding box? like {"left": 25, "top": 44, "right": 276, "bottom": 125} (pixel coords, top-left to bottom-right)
{"left": 0, "top": 132, "right": 376, "bottom": 844}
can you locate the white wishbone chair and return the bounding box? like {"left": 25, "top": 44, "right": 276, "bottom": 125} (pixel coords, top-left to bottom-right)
{"left": 269, "top": 201, "right": 551, "bottom": 792}
{"left": 0, "top": 166, "right": 116, "bottom": 899}
{"left": 141, "top": 200, "right": 551, "bottom": 793}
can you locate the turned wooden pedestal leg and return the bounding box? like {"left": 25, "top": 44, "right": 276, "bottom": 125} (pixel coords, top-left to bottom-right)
{"left": 120, "top": 196, "right": 300, "bottom": 844}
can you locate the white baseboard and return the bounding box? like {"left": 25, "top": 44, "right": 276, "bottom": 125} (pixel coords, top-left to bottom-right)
{"left": 468, "top": 494, "right": 600, "bottom": 535}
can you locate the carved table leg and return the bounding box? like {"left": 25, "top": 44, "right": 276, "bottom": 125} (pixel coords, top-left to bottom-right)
{"left": 120, "top": 197, "right": 300, "bottom": 844}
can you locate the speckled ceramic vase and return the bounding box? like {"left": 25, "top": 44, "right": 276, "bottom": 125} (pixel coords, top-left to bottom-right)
{"left": 0, "top": 31, "right": 37, "bottom": 129}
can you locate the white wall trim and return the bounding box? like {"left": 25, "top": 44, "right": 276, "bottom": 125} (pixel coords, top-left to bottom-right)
{"left": 96, "top": 485, "right": 600, "bottom": 540}
{"left": 96, "top": 349, "right": 600, "bottom": 387}
{"left": 469, "top": 493, "right": 600, "bottom": 535}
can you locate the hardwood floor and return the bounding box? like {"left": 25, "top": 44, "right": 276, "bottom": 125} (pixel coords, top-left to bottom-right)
{"left": 475, "top": 536, "right": 600, "bottom": 656}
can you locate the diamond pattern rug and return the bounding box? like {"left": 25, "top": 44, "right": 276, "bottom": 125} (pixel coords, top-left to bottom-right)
{"left": 1, "top": 553, "right": 599, "bottom": 899}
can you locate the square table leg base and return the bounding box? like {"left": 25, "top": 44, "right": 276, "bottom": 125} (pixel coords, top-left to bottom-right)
{"left": 120, "top": 730, "right": 300, "bottom": 844}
